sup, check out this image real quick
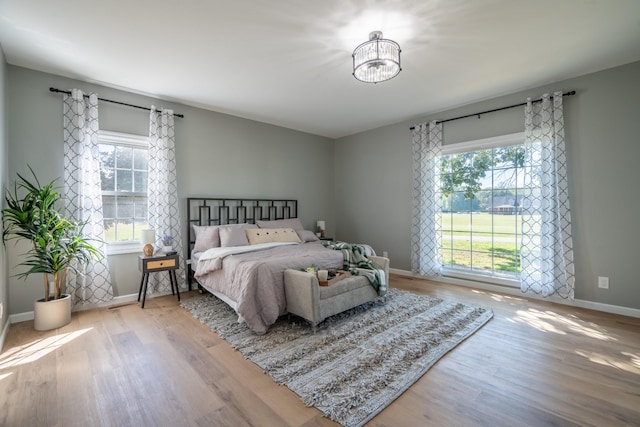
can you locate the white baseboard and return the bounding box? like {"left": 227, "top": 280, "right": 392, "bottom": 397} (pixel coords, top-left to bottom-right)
{"left": 72, "top": 293, "right": 140, "bottom": 313}
{"left": 8, "top": 290, "right": 178, "bottom": 325}
{"left": 389, "top": 268, "right": 640, "bottom": 319}
{"left": 9, "top": 311, "right": 33, "bottom": 324}
{"left": 574, "top": 299, "right": 640, "bottom": 319}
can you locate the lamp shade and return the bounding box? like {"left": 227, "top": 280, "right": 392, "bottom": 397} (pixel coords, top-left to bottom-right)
{"left": 141, "top": 229, "right": 156, "bottom": 245}
{"left": 316, "top": 220, "right": 326, "bottom": 231}
{"left": 352, "top": 31, "right": 401, "bottom": 83}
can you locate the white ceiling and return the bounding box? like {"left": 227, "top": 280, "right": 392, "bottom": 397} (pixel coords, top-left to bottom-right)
{"left": 1, "top": 1, "right": 640, "bottom": 139}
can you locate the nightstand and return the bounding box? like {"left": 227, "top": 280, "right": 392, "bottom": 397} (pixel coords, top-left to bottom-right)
{"left": 138, "top": 254, "right": 180, "bottom": 308}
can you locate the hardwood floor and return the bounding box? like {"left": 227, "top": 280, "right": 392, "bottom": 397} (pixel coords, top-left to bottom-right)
{"left": 1, "top": 275, "right": 639, "bottom": 426}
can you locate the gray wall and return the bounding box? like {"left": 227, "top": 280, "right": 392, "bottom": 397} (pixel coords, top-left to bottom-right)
{"left": 6, "top": 65, "right": 334, "bottom": 315}
{"left": 335, "top": 60, "right": 640, "bottom": 310}
{"left": 0, "top": 46, "right": 8, "bottom": 329}
{"left": 5, "top": 60, "right": 640, "bottom": 315}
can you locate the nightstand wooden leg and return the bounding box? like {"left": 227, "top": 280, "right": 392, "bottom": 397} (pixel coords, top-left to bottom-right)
{"left": 173, "top": 271, "right": 181, "bottom": 302}
{"left": 169, "top": 271, "right": 175, "bottom": 296}
{"left": 138, "top": 273, "right": 145, "bottom": 302}
{"left": 141, "top": 273, "right": 150, "bottom": 308}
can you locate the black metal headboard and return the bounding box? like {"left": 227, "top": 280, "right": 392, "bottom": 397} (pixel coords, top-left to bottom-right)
{"left": 186, "top": 197, "right": 298, "bottom": 254}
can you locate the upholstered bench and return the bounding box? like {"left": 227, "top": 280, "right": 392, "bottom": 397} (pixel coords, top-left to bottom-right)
{"left": 283, "top": 255, "right": 389, "bottom": 332}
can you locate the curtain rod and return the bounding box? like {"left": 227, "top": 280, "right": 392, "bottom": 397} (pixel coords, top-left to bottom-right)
{"left": 409, "top": 90, "right": 575, "bottom": 130}
{"left": 49, "top": 87, "right": 185, "bottom": 118}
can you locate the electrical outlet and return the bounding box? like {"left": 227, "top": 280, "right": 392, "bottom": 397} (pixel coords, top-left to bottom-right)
{"left": 382, "top": 251, "right": 388, "bottom": 258}
{"left": 598, "top": 276, "right": 609, "bottom": 289}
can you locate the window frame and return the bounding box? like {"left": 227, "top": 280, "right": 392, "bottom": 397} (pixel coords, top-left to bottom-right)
{"left": 98, "top": 130, "right": 150, "bottom": 255}
{"left": 440, "top": 132, "right": 524, "bottom": 287}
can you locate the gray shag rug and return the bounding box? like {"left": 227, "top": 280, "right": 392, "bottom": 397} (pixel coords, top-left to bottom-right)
{"left": 181, "top": 288, "right": 493, "bottom": 427}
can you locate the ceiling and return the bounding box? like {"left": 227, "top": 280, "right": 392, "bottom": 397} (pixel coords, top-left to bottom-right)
{"left": 1, "top": 1, "right": 639, "bottom": 139}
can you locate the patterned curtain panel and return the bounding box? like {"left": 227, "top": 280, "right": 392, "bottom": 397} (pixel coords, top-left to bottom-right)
{"left": 411, "top": 121, "right": 443, "bottom": 277}
{"left": 147, "top": 106, "right": 185, "bottom": 292}
{"left": 63, "top": 89, "right": 113, "bottom": 305}
{"left": 520, "top": 92, "right": 575, "bottom": 299}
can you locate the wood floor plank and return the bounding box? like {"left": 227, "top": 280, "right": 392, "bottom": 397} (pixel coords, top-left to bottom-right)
{"left": 1, "top": 276, "right": 639, "bottom": 426}
{"left": 210, "top": 340, "right": 323, "bottom": 426}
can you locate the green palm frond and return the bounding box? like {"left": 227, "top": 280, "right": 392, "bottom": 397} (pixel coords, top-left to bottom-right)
{"left": 2, "top": 166, "right": 104, "bottom": 300}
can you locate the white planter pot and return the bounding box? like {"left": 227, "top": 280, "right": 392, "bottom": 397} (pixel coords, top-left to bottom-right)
{"left": 34, "top": 294, "right": 71, "bottom": 331}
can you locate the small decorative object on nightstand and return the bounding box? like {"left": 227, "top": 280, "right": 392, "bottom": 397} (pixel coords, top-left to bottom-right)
{"left": 161, "top": 234, "right": 174, "bottom": 253}
{"left": 141, "top": 229, "right": 156, "bottom": 257}
{"left": 138, "top": 253, "right": 180, "bottom": 308}
{"left": 316, "top": 220, "right": 326, "bottom": 238}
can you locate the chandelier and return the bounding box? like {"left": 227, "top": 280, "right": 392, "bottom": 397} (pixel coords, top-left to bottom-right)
{"left": 352, "top": 31, "right": 401, "bottom": 83}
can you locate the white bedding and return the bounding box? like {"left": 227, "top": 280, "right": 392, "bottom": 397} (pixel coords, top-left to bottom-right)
{"left": 193, "top": 241, "right": 343, "bottom": 334}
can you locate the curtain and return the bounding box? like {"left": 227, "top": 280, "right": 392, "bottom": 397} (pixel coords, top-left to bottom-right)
{"left": 411, "top": 121, "right": 443, "bottom": 277}
{"left": 63, "top": 89, "right": 113, "bottom": 305}
{"left": 147, "top": 106, "right": 185, "bottom": 293}
{"left": 520, "top": 92, "right": 575, "bottom": 299}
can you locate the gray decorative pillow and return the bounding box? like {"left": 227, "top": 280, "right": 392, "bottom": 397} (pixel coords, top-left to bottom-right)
{"left": 296, "top": 229, "right": 320, "bottom": 243}
{"left": 256, "top": 218, "right": 304, "bottom": 231}
{"left": 193, "top": 225, "right": 220, "bottom": 252}
{"left": 219, "top": 223, "right": 257, "bottom": 247}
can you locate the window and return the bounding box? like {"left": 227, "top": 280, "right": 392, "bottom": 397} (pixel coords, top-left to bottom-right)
{"left": 439, "top": 133, "right": 525, "bottom": 285}
{"left": 98, "top": 131, "right": 149, "bottom": 251}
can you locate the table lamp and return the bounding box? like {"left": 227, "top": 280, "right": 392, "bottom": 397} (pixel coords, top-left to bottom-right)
{"left": 141, "top": 229, "right": 156, "bottom": 257}
{"left": 316, "top": 220, "right": 325, "bottom": 238}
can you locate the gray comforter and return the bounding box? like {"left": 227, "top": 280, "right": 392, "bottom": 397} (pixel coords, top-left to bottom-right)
{"left": 194, "top": 241, "right": 343, "bottom": 334}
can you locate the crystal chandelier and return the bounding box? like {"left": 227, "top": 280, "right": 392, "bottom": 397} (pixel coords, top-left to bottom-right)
{"left": 352, "top": 31, "right": 401, "bottom": 83}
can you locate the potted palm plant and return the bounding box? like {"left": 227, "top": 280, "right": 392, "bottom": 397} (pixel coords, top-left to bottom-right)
{"left": 2, "top": 167, "right": 103, "bottom": 331}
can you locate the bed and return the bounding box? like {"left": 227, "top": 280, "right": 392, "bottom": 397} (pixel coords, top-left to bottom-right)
{"left": 187, "top": 197, "right": 385, "bottom": 334}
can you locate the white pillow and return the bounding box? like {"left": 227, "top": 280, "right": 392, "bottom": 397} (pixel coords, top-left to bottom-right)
{"left": 246, "top": 228, "right": 301, "bottom": 245}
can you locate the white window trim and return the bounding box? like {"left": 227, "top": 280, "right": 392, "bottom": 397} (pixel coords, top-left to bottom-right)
{"left": 442, "top": 132, "right": 524, "bottom": 155}
{"left": 99, "top": 130, "right": 148, "bottom": 148}
{"left": 106, "top": 241, "right": 144, "bottom": 256}
{"left": 440, "top": 131, "right": 525, "bottom": 287}
{"left": 443, "top": 267, "right": 520, "bottom": 287}
{"left": 98, "top": 130, "right": 149, "bottom": 255}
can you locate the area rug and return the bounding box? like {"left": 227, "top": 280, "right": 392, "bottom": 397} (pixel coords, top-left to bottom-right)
{"left": 181, "top": 288, "right": 493, "bottom": 427}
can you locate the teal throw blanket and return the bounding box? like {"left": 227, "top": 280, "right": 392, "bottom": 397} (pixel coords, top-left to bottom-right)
{"left": 321, "top": 240, "right": 387, "bottom": 296}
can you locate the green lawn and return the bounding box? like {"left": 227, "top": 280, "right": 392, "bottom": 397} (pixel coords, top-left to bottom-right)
{"left": 104, "top": 221, "right": 147, "bottom": 242}
{"left": 440, "top": 212, "right": 541, "bottom": 236}
{"left": 439, "top": 212, "right": 537, "bottom": 274}
{"left": 441, "top": 239, "right": 520, "bottom": 273}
